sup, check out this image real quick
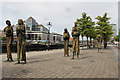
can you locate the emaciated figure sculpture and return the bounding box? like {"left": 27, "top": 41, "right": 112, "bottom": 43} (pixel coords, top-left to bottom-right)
{"left": 63, "top": 28, "right": 70, "bottom": 57}
{"left": 4, "top": 20, "right": 13, "bottom": 61}
{"left": 16, "top": 19, "right": 26, "bottom": 64}
{"left": 71, "top": 22, "right": 80, "bottom": 59}
{"left": 96, "top": 34, "right": 102, "bottom": 53}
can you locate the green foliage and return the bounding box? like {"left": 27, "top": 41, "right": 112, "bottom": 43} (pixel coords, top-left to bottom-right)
{"left": 95, "top": 13, "right": 114, "bottom": 42}
{"left": 75, "top": 12, "right": 114, "bottom": 49}
{"left": 84, "top": 17, "right": 95, "bottom": 39}
{"left": 114, "top": 35, "right": 119, "bottom": 42}
{"left": 76, "top": 12, "right": 96, "bottom": 46}
{"left": 77, "top": 12, "right": 87, "bottom": 37}
{"left": 76, "top": 12, "right": 88, "bottom": 44}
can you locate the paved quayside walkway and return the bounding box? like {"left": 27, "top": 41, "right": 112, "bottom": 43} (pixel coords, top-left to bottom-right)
{"left": 2, "top": 45, "right": 118, "bottom": 78}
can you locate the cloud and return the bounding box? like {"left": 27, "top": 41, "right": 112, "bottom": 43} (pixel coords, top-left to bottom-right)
{"left": 1, "top": 2, "right": 118, "bottom": 36}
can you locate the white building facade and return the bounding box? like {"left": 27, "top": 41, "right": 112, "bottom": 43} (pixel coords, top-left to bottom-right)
{"left": 24, "top": 17, "right": 63, "bottom": 43}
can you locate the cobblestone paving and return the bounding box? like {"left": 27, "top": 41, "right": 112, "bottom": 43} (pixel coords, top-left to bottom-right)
{"left": 2, "top": 46, "right": 118, "bottom": 78}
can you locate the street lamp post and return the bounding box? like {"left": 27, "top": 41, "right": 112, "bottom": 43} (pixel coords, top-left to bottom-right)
{"left": 47, "top": 22, "right": 52, "bottom": 50}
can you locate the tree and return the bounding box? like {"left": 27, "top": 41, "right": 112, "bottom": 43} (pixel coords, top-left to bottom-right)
{"left": 83, "top": 16, "right": 95, "bottom": 48}
{"left": 77, "top": 12, "right": 95, "bottom": 48}
{"left": 95, "top": 13, "right": 114, "bottom": 48}
{"left": 77, "top": 12, "right": 87, "bottom": 44}
{"left": 76, "top": 12, "right": 88, "bottom": 44}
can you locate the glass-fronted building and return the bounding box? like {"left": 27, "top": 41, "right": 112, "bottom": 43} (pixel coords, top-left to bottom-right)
{"left": 24, "top": 17, "right": 63, "bottom": 43}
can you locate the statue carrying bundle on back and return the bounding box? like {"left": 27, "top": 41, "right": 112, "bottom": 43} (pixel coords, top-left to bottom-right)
{"left": 71, "top": 22, "right": 80, "bottom": 59}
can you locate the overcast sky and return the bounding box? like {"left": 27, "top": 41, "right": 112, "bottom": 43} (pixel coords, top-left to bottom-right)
{"left": 0, "top": 1, "right": 118, "bottom": 37}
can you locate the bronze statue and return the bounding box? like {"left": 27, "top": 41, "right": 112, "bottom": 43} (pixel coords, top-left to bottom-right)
{"left": 71, "top": 22, "right": 80, "bottom": 59}
{"left": 63, "top": 28, "right": 70, "bottom": 57}
{"left": 96, "top": 34, "right": 102, "bottom": 53}
{"left": 4, "top": 20, "right": 13, "bottom": 61}
{"left": 16, "top": 19, "right": 26, "bottom": 64}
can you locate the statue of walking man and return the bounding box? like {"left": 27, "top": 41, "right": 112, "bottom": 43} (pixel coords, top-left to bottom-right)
{"left": 4, "top": 20, "right": 13, "bottom": 61}
{"left": 63, "top": 28, "right": 70, "bottom": 57}
{"left": 16, "top": 19, "right": 26, "bottom": 64}
{"left": 71, "top": 22, "right": 80, "bottom": 59}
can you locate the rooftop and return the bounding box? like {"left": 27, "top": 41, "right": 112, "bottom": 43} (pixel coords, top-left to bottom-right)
{"left": 28, "top": 16, "right": 36, "bottom": 20}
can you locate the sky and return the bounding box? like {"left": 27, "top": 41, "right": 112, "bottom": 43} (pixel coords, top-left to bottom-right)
{"left": 0, "top": 0, "right": 119, "bottom": 2}
{"left": 0, "top": 0, "right": 119, "bottom": 38}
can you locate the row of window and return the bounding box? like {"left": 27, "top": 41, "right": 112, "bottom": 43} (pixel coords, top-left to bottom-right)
{"left": 26, "top": 34, "right": 62, "bottom": 41}
{"left": 26, "top": 26, "right": 48, "bottom": 32}
{"left": 26, "top": 20, "right": 48, "bottom": 32}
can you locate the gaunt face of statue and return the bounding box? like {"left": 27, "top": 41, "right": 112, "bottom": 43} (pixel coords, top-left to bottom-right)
{"left": 18, "top": 19, "right": 23, "bottom": 25}
{"left": 6, "top": 20, "right": 11, "bottom": 26}
{"left": 64, "top": 29, "right": 67, "bottom": 33}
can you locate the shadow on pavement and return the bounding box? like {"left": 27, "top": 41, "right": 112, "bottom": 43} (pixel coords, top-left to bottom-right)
{"left": 27, "top": 58, "right": 54, "bottom": 64}
{"left": 80, "top": 56, "right": 93, "bottom": 59}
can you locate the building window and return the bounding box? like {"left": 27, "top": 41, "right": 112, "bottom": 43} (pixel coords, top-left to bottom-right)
{"left": 38, "top": 36, "right": 41, "bottom": 40}
{"left": 31, "top": 34, "right": 34, "bottom": 40}
{"left": 26, "top": 27, "right": 30, "bottom": 30}
{"left": 26, "top": 34, "right": 31, "bottom": 40}
{"left": 53, "top": 36, "right": 55, "bottom": 42}
{"left": 36, "top": 28, "right": 40, "bottom": 31}
{"left": 35, "top": 34, "right": 37, "bottom": 40}
{"left": 32, "top": 20, "right": 36, "bottom": 26}
{"left": 32, "top": 25, "right": 36, "bottom": 31}
{"left": 43, "top": 28, "right": 47, "bottom": 31}
{"left": 26, "top": 20, "right": 31, "bottom": 30}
